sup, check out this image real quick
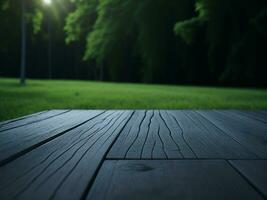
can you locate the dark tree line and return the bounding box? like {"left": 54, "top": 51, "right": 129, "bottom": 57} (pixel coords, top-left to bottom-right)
{"left": 0, "top": 0, "right": 266, "bottom": 86}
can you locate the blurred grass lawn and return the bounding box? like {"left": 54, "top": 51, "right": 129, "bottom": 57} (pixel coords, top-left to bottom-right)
{"left": 0, "top": 78, "right": 267, "bottom": 121}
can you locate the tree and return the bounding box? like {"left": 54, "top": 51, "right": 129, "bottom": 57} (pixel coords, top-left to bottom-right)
{"left": 65, "top": 0, "right": 195, "bottom": 83}
{"left": 174, "top": 0, "right": 267, "bottom": 86}
{"left": 0, "top": 0, "right": 44, "bottom": 84}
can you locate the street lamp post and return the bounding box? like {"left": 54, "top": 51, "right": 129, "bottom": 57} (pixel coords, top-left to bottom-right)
{"left": 48, "top": 10, "right": 52, "bottom": 79}
{"left": 20, "top": 0, "right": 26, "bottom": 85}
{"left": 44, "top": 0, "right": 52, "bottom": 79}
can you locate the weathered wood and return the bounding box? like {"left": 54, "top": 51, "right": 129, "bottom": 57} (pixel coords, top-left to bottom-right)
{"left": 108, "top": 110, "right": 259, "bottom": 159}
{"left": 233, "top": 110, "right": 267, "bottom": 124}
{"left": 1, "top": 109, "right": 267, "bottom": 200}
{"left": 0, "top": 110, "right": 69, "bottom": 132}
{"left": 230, "top": 160, "right": 267, "bottom": 198}
{"left": 219, "top": 110, "right": 267, "bottom": 129}
{"left": 0, "top": 111, "right": 133, "bottom": 200}
{"left": 171, "top": 110, "right": 259, "bottom": 158}
{"left": 87, "top": 160, "right": 263, "bottom": 200}
{"left": 108, "top": 110, "right": 197, "bottom": 159}
{"left": 0, "top": 110, "right": 104, "bottom": 165}
{"left": 0, "top": 110, "right": 48, "bottom": 126}
{"left": 258, "top": 110, "right": 267, "bottom": 116}
{"left": 197, "top": 110, "right": 267, "bottom": 158}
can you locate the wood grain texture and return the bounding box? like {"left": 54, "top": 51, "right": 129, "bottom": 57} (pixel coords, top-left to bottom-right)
{"left": 233, "top": 110, "right": 267, "bottom": 124}
{"left": 108, "top": 110, "right": 196, "bottom": 159}
{"left": 0, "top": 110, "right": 48, "bottom": 126}
{"left": 0, "top": 110, "right": 69, "bottom": 132}
{"left": 197, "top": 110, "right": 267, "bottom": 158}
{"left": 230, "top": 160, "right": 267, "bottom": 198}
{"left": 0, "top": 110, "right": 105, "bottom": 165}
{"left": 108, "top": 110, "right": 261, "bottom": 159}
{"left": 1, "top": 109, "right": 266, "bottom": 200}
{"left": 87, "top": 160, "right": 263, "bottom": 200}
{"left": 0, "top": 110, "right": 133, "bottom": 200}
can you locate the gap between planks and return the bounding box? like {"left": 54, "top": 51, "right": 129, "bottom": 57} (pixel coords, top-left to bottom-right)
{"left": 0, "top": 111, "right": 106, "bottom": 167}
{"left": 80, "top": 111, "right": 135, "bottom": 200}
{"left": 0, "top": 110, "right": 71, "bottom": 132}
{"left": 226, "top": 160, "right": 266, "bottom": 199}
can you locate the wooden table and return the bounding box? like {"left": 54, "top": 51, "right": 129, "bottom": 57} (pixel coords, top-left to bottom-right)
{"left": 0, "top": 110, "right": 266, "bottom": 200}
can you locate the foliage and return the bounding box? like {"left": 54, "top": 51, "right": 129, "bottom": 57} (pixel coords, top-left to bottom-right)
{"left": 64, "top": 0, "right": 195, "bottom": 82}
{"left": 0, "top": 0, "right": 266, "bottom": 86}
{"left": 32, "top": 9, "right": 43, "bottom": 34}
{"left": 174, "top": 17, "right": 204, "bottom": 45}
{"left": 1, "top": 0, "right": 9, "bottom": 10}
{"left": 64, "top": 0, "right": 98, "bottom": 44}
{"left": 173, "top": 0, "right": 267, "bottom": 86}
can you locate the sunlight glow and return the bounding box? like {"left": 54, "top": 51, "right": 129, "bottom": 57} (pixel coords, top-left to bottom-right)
{"left": 43, "top": 0, "right": 52, "bottom": 5}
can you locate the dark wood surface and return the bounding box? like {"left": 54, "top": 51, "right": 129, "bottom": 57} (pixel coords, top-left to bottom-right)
{"left": 230, "top": 160, "right": 267, "bottom": 197}
{"left": 0, "top": 110, "right": 266, "bottom": 200}
{"left": 0, "top": 110, "right": 69, "bottom": 132}
{"left": 108, "top": 110, "right": 264, "bottom": 159}
{"left": 0, "top": 110, "right": 105, "bottom": 165}
{"left": 87, "top": 160, "right": 263, "bottom": 200}
{"left": 197, "top": 110, "right": 267, "bottom": 158}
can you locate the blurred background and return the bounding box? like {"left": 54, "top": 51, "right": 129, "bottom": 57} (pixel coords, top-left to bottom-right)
{"left": 1, "top": 0, "right": 266, "bottom": 86}
{"left": 0, "top": 0, "right": 267, "bottom": 120}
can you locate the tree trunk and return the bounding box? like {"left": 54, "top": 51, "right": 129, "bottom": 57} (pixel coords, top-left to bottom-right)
{"left": 20, "top": 0, "right": 26, "bottom": 85}
{"left": 48, "top": 15, "right": 52, "bottom": 79}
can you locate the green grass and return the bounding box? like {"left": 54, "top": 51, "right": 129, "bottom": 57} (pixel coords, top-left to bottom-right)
{"left": 0, "top": 78, "right": 267, "bottom": 121}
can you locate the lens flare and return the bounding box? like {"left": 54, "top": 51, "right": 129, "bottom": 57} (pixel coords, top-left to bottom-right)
{"left": 43, "top": 0, "right": 52, "bottom": 5}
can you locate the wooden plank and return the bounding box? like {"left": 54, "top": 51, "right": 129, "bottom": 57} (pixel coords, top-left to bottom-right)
{"left": 170, "top": 110, "right": 258, "bottom": 159}
{"left": 108, "top": 110, "right": 257, "bottom": 159}
{"left": 157, "top": 111, "right": 198, "bottom": 158}
{"left": 259, "top": 110, "right": 267, "bottom": 115}
{"left": 87, "top": 160, "right": 263, "bottom": 200}
{"left": 0, "top": 110, "right": 70, "bottom": 132}
{"left": 0, "top": 110, "right": 48, "bottom": 126}
{"left": 0, "top": 110, "right": 133, "bottom": 200}
{"left": 107, "top": 110, "right": 147, "bottom": 159}
{"left": 230, "top": 160, "right": 267, "bottom": 198}
{"left": 0, "top": 110, "right": 105, "bottom": 165}
{"left": 233, "top": 110, "right": 267, "bottom": 124}
{"left": 219, "top": 110, "right": 267, "bottom": 129}
{"left": 197, "top": 110, "right": 267, "bottom": 158}
{"left": 108, "top": 110, "right": 196, "bottom": 159}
